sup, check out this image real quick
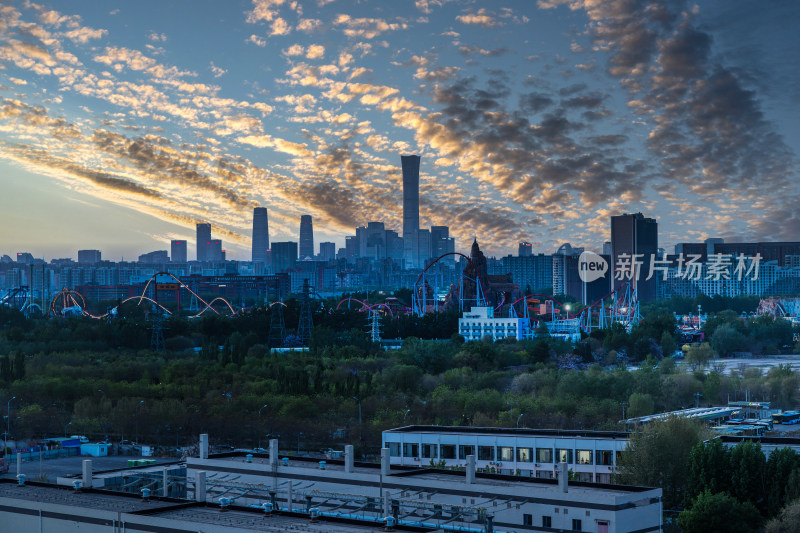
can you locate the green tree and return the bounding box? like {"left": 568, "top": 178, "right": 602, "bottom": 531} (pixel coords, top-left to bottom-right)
{"left": 660, "top": 330, "right": 677, "bottom": 357}
{"left": 765, "top": 447, "right": 800, "bottom": 516}
{"left": 614, "top": 416, "right": 709, "bottom": 509}
{"left": 711, "top": 325, "right": 748, "bottom": 357}
{"left": 765, "top": 499, "right": 800, "bottom": 533}
{"left": 678, "top": 491, "right": 761, "bottom": 533}
{"left": 686, "top": 343, "right": 717, "bottom": 369}
{"left": 686, "top": 438, "right": 732, "bottom": 504}
{"left": 627, "top": 392, "right": 654, "bottom": 418}
{"left": 729, "top": 440, "right": 766, "bottom": 512}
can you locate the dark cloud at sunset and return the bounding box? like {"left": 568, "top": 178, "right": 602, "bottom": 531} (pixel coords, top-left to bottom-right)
{"left": 0, "top": 0, "right": 797, "bottom": 258}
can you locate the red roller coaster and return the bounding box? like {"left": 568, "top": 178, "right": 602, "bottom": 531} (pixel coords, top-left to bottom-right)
{"left": 334, "top": 297, "right": 396, "bottom": 318}
{"left": 50, "top": 272, "right": 239, "bottom": 319}
{"left": 412, "top": 252, "right": 485, "bottom": 316}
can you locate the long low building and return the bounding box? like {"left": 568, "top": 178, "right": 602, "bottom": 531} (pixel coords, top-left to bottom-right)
{"left": 185, "top": 434, "right": 662, "bottom": 533}
{"left": 0, "top": 479, "right": 435, "bottom": 533}
{"left": 382, "top": 426, "right": 631, "bottom": 483}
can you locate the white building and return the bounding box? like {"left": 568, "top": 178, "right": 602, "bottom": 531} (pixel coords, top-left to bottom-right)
{"left": 458, "top": 306, "right": 531, "bottom": 342}
{"left": 184, "top": 435, "right": 661, "bottom": 533}
{"left": 383, "top": 426, "right": 630, "bottom": 483}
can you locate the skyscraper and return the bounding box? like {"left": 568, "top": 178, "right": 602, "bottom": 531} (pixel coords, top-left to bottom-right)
{"left": 299, "top": 215, "right": 314, "bottom": 259}
{"left": 430, "top": 226, "right": 453, "bottom": 265}
{"left": 170, "top": 240, "right": 187, "bottom": 263}
{"left": 611, "top": 213, "right": 658, "bottom": 302}
{"left": 208, "top": 239, "right": 224, "bottom": 262}
{"left": 319, "top": 242, "right": 336, "bottom": 262}
{"left": 252, "top": 207, "right": 270, "bottom": 264}
{"left": 518, "top": 242, "right": 532, "bottom": 257}
{"left": 401, "top": 154, "right": 421, "bottom": 269}
{"left": 272, "top": 241, "right": 298, "bottom": 273}
{"left": 196, "top": 223, "right": 211, "bottom": 262}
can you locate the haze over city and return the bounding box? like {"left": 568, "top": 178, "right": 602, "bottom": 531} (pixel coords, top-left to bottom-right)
{"left": 0, "top": 0, "right": 798, "bottom": 260}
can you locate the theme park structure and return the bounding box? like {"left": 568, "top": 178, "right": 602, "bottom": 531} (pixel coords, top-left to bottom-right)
{"left": 42, "top": 272, "right": 239, "bottom": 319}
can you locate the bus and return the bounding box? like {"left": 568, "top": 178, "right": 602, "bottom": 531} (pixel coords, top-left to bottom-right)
{"left": 772, "top": 411, "right": 800, "bottom": 425}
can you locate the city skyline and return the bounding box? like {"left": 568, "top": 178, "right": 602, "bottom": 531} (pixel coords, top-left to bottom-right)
{"left": 0, "top": 0, "right": 798, "bottom": 260}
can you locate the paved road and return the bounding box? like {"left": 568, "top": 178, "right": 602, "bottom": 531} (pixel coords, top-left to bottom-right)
{"left": 705, "top": 355, "right": 800, "bottom": 374}
{"left": 1, "top": 454, "right": 175, "bottom": 481}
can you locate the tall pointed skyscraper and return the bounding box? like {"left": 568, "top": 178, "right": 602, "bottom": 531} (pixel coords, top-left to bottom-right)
{"left": 299, "top": 215, "right": 314, "bottom": 259}
{"left": 252, "top": 207, "right": 270, "bottom": 264}
{"left": 401, "top": 154, "right": 421, "bottom": 269}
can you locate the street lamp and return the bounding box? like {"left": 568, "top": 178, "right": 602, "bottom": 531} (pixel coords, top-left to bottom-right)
{"left": 403, "top": 409, "right": 410, "bottom": 425}
{"left": 257, "top": 404, "right": 268, "bottom": 449}
{"left": 516, "top": 413, "right": 525, "bottom": 428}
{"left": 64, "top": 421, "right": 72, "bottom": 438}
{"left": 6, "top": 396, "right": 16, "bottom": 459}
{"left": 352, "top": 397, "right": 362, "bottom": 441}
{"left": 135, "top": 400, "right": 145, "bottom": 444}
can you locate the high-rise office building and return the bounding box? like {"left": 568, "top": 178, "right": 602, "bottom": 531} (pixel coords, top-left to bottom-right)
{"left": 430, "top": 226, "right": 453, "bottom": 265}
{"left": 196, "top": 223, "right": 211, "bottom": 262}
{"left": 78, "top": 250, "right": 102, "bottom": 264}
{"left": 319, "top": 242, "right": 336, "bottom": 262}
{"left": 272, "top": 241, "right": 298, "bottom": 273}
{"left": 518, "top": 242, "right": 532, "bottom": 257}
{"left": 299, "top": 215, "right": 314, "bottom": 259}
{"left": 401, "top": 155, "right": 421, "bottom": 268}
{"left": 345, "top": 236, "right": 359, "bottom": 263}
{"left": 208, "top": 239, "right": 224, "bottom": 262}
{"left": 170, "top": 240, "right": 187, "bottom": 263}
{"left": 252, "top": 207, "right": 270, "bottom": 264}
{"left": 358, "top": 222, "right": 387, "bottom": 259}
{"left": 417, "top": 228, "right": 431, "bottom": 266}
{"left": 611, "top": 213, "right": 658, "bottom": 302}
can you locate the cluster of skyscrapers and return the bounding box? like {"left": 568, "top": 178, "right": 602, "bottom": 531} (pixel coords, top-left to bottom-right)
{"left": 5, "top": 155, "right": 800, "bottom": 304}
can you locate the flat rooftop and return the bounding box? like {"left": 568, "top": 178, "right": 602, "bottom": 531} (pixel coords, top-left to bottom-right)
{"left": 623, "top": 407, "right": 738, "bottom": 425}
{"left": 142, "top": 505, "right": 424, "bottom": 532}
{"left": 0, "top": 479, "right": 429, "bottom": 532}
{"left": 383, "top": 425, "right": 631, "bottom": 439}
{"left": 0, "top": 481, "right": 177, "bottom": 513}
{"left": 200, "top": 453, "right": 655, "bottom": 495}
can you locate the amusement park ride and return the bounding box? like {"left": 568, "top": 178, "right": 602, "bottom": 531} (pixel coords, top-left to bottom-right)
{"left": 1, "top": 263, "right": 643, "bottom": 342}
{"left": 2, "top": 272, "right": 241, "bottom": 320}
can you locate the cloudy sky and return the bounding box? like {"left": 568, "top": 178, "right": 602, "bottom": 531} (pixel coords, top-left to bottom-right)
{"left": 0, "top": 0, "right": 797, "bottom": 261}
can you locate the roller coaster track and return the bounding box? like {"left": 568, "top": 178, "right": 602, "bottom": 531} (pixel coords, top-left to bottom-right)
{"left": 334, "top": 297, "right": 395, "bottom": 318}
{"left": 412, "top": 252, "right": 484, "bottom": 316}
{"left": 50, "top": 272, "right": 239, "bottom": 319}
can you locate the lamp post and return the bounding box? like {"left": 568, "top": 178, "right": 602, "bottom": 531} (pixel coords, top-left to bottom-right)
{"left": 64, "top": 421, "right": 72, "bottom": 438}
{"left": 516, "top": 413, "right": 524, "bottom": 428}
{"left": 135, "top": 400, "right": 145, "bottom": 444}
{"left": 403, "top": 409, "right": 410, "bottom": 425}
{"left": 6, "top": 396, "right": 16, "bottom": 459}
{"left": 352, "top": 397, "right": 362, "bottom": 442}
{"left": 258, "top": 404, "right": 268, "bottom": 449}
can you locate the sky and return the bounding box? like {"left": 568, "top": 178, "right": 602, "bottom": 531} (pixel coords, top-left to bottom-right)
{"left": 0, "top": 0, "right": 797, "bottom": 261}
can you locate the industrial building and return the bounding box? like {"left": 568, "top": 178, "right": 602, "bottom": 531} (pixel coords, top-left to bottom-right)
{"left": 0, "top": 479, "right": 430, "bottom": 533}
{"left": 185, "top": 434, "right": 662, "bottom": 533}
{"left": 382, "top": 426, "right": 630, "bottom": 483}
